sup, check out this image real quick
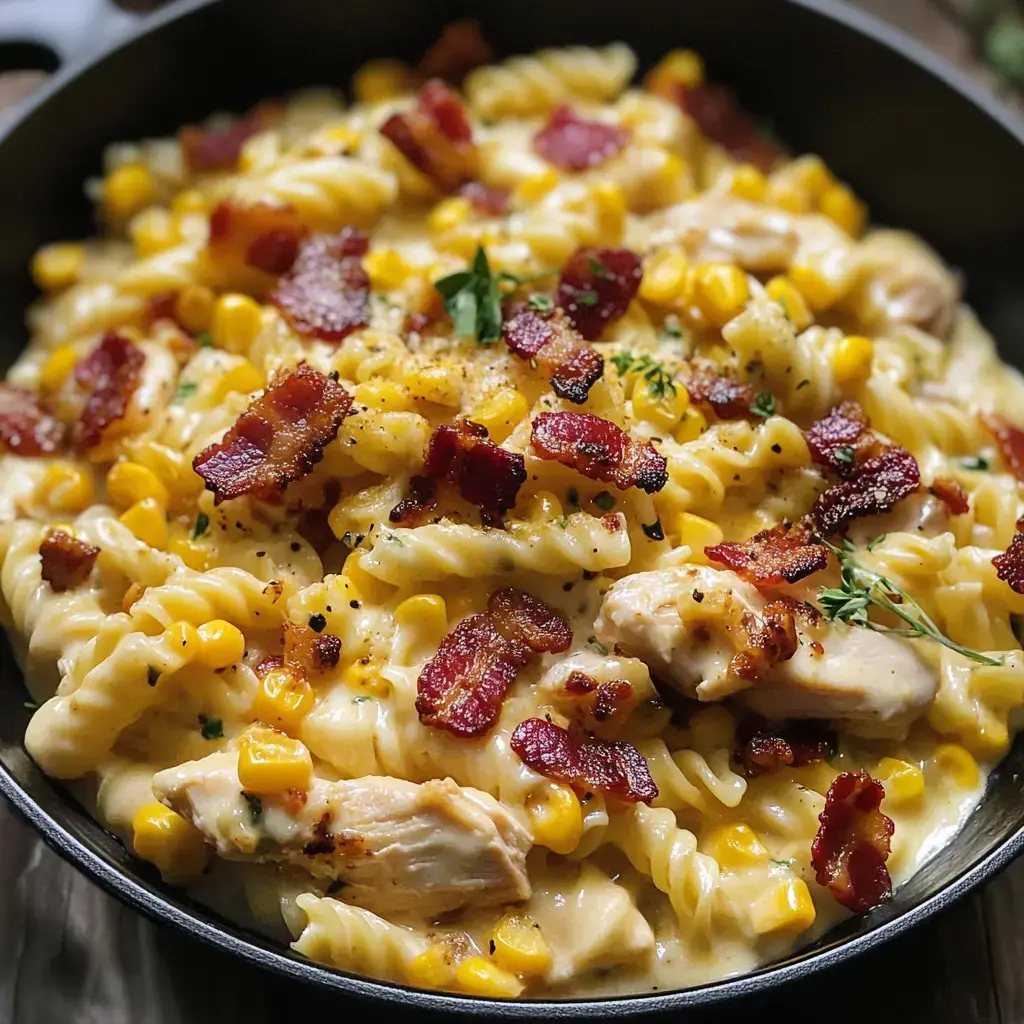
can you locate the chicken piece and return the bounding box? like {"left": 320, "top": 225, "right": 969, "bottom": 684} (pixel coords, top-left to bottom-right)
{"left": 153, "top": 751, "right": 531, "bottom": 917}
{"left": 594, "top": 566, "right": 936, "bottom": 731}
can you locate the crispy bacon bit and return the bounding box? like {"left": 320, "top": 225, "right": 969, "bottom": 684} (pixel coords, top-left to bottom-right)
{"left": 144, "top": 291, "right": 180, "bottom": 329}
{"left": 193, "top": 364, "right": 352, "bottom": 504}
{"left": 380, "top": 79, "right": 476, "bottom": 192}
{"left": 74, "top": 332, "right": 145, "bottom": 451}
{"left": 502, "top": 309, "right": 603, "bottom": 404}
{"left": 556, "top": 247, "right": 643, "bottom": 341}
{"left": 531, "top": 412, "right": 668, "bottom": 494}
{"left": 805, "top": 401, "right": 880, "bottom": 474}
{"left": 254, "top": 654, "right": 284, "bottom": 677}
{"left": 423, "top": 421, "right": 526, "bottom": 523}
{"left": 684, "top": 366, "right": 756, "bottom": 420}
{"left": 459, "top": 181, "right": 510, "bottom": 217}
{"left": 207, "top": 199, "right": 308, "bottom": 285}
{"left": 284, "top": 622, "right": 341, "bottom": 674}
{"left": 811, "top": 771, "right": 894, "bottom": 913}
{"left": 729, "top": 599, "right": 799, "bottom": 682}
{"left": 416, "top": 588, "right": 571, "bottom": 737}
{"left": 269, "top": 229, "right": 370, "bottom": 342}
{"left": 993, "top": 533, "right": 1024, "bottom": 594}
{"left": 281, "top": 787, "right": 308, "bottom": 816}
{"left": 418, "top": 19, "right": 494, "bottom": 84}
{"left": 982, "top": 413, "right": 1024, "bottom": 483}
{"left": 533, "top": 106, "right": 630, "bottom": 172}
{"left": 179, "top": 103, "right": 281, "bottom": 172}
{"left": 389, "top": 474, "right": 438, "bottom": 525}
{"left": 510, "top": 718, "right": 658, "bottom": 804}
{"left": 39, "top": 529, "right": 99, "bottom": 593}
{"left": 811, "top": 447, "right": 920, "bottom": 534}
{"left": 735, "top": 716, "right": 837, "bottom": 778}
{"left": 0, "top": 384, "right": 64, "bottom": 456}
{"left": 705, "top": 521, "right": 828, "bottom": 586}
{"left": 930, "top": 477, "right": 969, "bottom": 516}
{"left": 561, "top": 671, "right": 636, "bottom": 729}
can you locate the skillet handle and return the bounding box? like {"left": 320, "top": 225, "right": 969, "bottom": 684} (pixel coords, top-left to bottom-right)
{"left": 0, "top": 0, "right": 141, "bottom": 65}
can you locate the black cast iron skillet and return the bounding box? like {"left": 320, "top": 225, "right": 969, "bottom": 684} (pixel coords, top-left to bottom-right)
{"left": 0, "top": 0, "right": 1023, "bottom": 1016}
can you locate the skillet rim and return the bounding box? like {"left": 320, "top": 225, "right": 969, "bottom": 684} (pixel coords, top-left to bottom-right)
{"left": 2, "top": 0, "right": 1024, "bottom": 1013}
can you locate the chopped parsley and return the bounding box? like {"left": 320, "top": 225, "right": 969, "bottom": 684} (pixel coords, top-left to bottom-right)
{"left": 796, "top": 378, "right": 810, "bottom": 390}
{"left": 834, "top": 445, "right": 855, "bottom": 465}
{"left": 960, "top": 455, "right": 990, "bottom": 471}
{"left": 192, "top": 512, "right": 209, "bottom": 540}
{"left": 593, "top": 490, "right": 616, "bottom": 512}
{"left": 553, "top": 515, "right": 568, "bottom": 529}
{"left": 173, "top": 380, "right": 198, "bottom": 404}
{"left": 242, "top": 792, "right": 263, "bottom": 827}
{"left": 587, "top": 256, "right": 614, "bottom": 280}
{"left": 658, "top": 314, "right": 684, "bottom": 341}
{"left": 195, "top": 331, "right": 213, "bottom": 348}
{"left": 527, "top": 293, "right": 554, "bottom": 313}
{"left": 587, "top": 635, "right": 609, "bottom": 655}
{"left": 749, "top": 391, "right": 776, "bottom": 418}
{"left": 199, "top": 715, "right": 224, "bottom": 740}
{"left": 610, "top": 351, "right": 677, "bottom": 400}
{"left": 575, "top": 289, "right": 599, "bottom": 307}
{"left": 866, "top": 534, "right": 887, "bottom": 552}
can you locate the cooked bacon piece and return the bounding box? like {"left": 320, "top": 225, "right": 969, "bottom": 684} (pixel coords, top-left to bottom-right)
{"left": 531, "top": 412, "right": 668, "bottom": 494}
{"left": 39, "top": 529, "right": 99, "bottom": 593}
{"left": 562, "top": 671, "right": 636, "bottom": 727}
{"left": 254, "top": 654, "right": 285, "bottom": 677}
{"left": 73, "top": 332, "right": 145, "bottom": 451}
{"left": 418, "top": 19, "right": 494, "bottom": 84}
{"left": 144, "top": 291, "right": 180, "bottom": 329}
{"left": 729, "top": 599, "right": 799, "bottom": 682}
{"left": 982, "top": 413, "right": 1024, "bottom": 483}
{"left": 993, "top": 533, "right": 1024, "bottom": 594}
{"left": 179, "top": 103, "right": 281, "bottom": 172}
{"left": 556, "top": 247, "right": 643, "bottom": 341}
{"left": 207, "top": 199, "right": 308, "bottom": 284}
{"left": 930, "top": 477, "right": 969, "bottom": 516}
{"left": 683, "top": 366, "right": 757, "bottom": 421}
{"left": 284, "top": 622, "right": 341, "bottom": 674}
{"left": 459, "top": 180, "right": 510, "bottom": 216}
{"left": 416, "top": 588, "right": 571, "bottom": 737}
{"left": 269, "top": 229, "right": 370, "bottom": 342}
{"left": 0, "top": 384, "right": 64, "bottom": 456}
{"left": 811, "top": 447, "right": 920, "bottom": 534}
{"left": 735, "top": 716, "right": 837, "bottom": 778}
{"left": 511, "top": 718, "right": 658, "bottom": 804}
{"left": 804, "top": 401, "right": 883, "bottom": 475}
{"left": 811, "top": 770, "right": 894, "bottom": 913}
{"left": 423, "top": 421, "right": 526, "bottom": 524}
{"left": 502, "top": 309, "right": 604, "bottom": 404}
{"left": 193, "top": 364, "right": 352, "bottom": 504}
{"left": 705, "top": 521, "right": 828, "bottom": 587}
{"left": 380, "top": 79, "right": 476, "bottom": 192}
{"left": 389, "top": 474, "right": 438, "bottom": 525}
{"left": 533, "top": 106, "right": 630, "bottom": 172}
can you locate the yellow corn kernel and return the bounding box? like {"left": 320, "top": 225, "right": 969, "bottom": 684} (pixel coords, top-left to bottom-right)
{"left": 120, "top": 498, "right": 168, "bottom": 548}
{"left": 344, "top": 655, "right": 389, "bottom": 695}
{"left": 703, "top": 823, "right": 768, "bottom": 868}
{"left": 515, "top": 167, "right": 560, "bottom": 205}
{"left": 171, "top": 189, "right": 207, "bottom": 217}
{"left": 174, "top": 284, "right": 215, "bottom": 334}
{"left": 39, "top": 345, "right": 79, "bottom": 391}
{"left": 674, "top": 405, "right": 708, "bottom": 444}
{"left": 365, "top": 248, "right": 416, "bottom": 290}
{"left": 693, "top": 263, "right": 750, "bottom": 327}
{"left": 40, "top": 462, "right": 94, "bottom": 513}
{"left": 645, "top": 48, "right": 705, "bottom": 92}
{"left": 675, "top": 512, "right": 724, "bottom": 562}
{"left": 164, "top": 620, "right": 201, "bottom": 655}
{"left": 765, "top": 276, "right": 813, "bottom": 332}
{"left": 106, "top": 461, "right": 169, "bottom": 509}
{"left": 352, "top": 378, "right": 414, "bottom": 412}
{"left": 820, "top": 182, "right": 866, "bottom": 237}
{"left": 751, "top": 878, "right": 816, "bottom": 936}
{"left": 526, "top": 784, "right": 583, "bottom": 855}
{"left": 468, "top": 389, "right": 529, "bottom": 443}
{"left": 320, "top": 124, "right": 362, "bottom": 152}
{"left": 934, "top": 743, "right": 980, "bottom": 789}
{"left": 254, "top": 666, "right": 315, "bottom": 733}
{"left": 211, "top": 293, "right": 263, "bottom": 353}
{"left": 168, "top": 534, "right": 209, "bottom": 571}
{"left": 353, "top": 58, "right": 415, "bottom": 103}
{"left": 789, "top": 155, "right": 834, "bottom": 203}
{"left": 403, "top": 365, "right": 462, "bottom": 407}
{"left": 787, "top": 264, "right": 844, "bottom": 311}
{"left": 130, "top": 207, "right": 178, "bottom": 257}
{"left": 32, "top": 243, "right": 85, "bottom": 291}
{"left": 832, "top": 334, "right": 874, "bottom": 386}
{"left": 632, "top": 381, "right": 689, "bottom": 431}
{"left": 395, "top": 594, "right": 448, "bottom": 646}
{"left": 408, "top": 945, "right": 453, "bottom": 989}
{"left": 728, "top": 163, "right": 768, "bottom": 203}
{"left": 591, "top": 181, "right": 626, "bottom": 244}
{"left": 428, "top": 196, "right": 473, "bottom": 235}
{"left": 215, "top": 359, "right": 264, "bottom": 400}
{"left": 489, "top": 913, "right": 553, "bottom": 977}
{"left": 639, "top": 248, "right": 690, "bottom": 308}
{"left": 766, "top": 179, "right": 811, "bottom": 214}
{"left": 195, "top": 619, "right": 246, "bottom": 670}
{"left": 642, "top": 151, "right": 690, "bottom": 210}
{"left": 104, "top": 162, "right": 157, "bottom": 219}
{"left": 237, "top": 726, "right": 313, "bottom": 794}
{"left": 454, "top": 956, "right": 524, "bottom": 999}
{"left": 131, "top": 802, "right": 209, "bottom": 879}
{"left": 874, "top": 757, "right": 925, "bottom": 806}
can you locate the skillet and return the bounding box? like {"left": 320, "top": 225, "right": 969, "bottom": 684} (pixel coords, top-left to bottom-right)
{"left": 0, "top": 0, "right": 1023, "bottom": 1016}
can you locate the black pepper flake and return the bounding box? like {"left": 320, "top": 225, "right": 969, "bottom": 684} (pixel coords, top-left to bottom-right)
{"left": 642, "top": 519, "right": 665, "bottom": 541}
{"left": 256, "top": 550, "right": 266, "bottom": 558}
{"left": 488, "top": 940, "right": 496, "bottom": 955}
{"left": 146, "top": 666, "right": 160, "bottom": 687}
{"left": 308, "top": 613, "right": 327, "bottom": 633}
{"left": 692, "top": 590, "right": 705, "bottom": 603}
{"left": 291, "top": 542, "right": 301, "bottom": 552}
{"left": 771, "top": 443, "right": 782, "bottom": 454}
{"left": 349, "top": 600, "right": 361, "bottom": 609}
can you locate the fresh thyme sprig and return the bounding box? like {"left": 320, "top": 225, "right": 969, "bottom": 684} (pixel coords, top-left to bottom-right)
{"left": 610, "top": 350, "right": 677, "bottom": 400}
{"left": 817, "top": 537, "right": 1002, "bottom": 666}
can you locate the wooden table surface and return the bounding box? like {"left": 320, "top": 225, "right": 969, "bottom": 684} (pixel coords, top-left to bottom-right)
{"left": 2, "top": 1, "right": 1024, "bottom": 1022}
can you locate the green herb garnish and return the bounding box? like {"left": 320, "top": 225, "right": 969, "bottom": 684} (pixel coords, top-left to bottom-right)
{"left": 553, "top": 515, "right": 568, "bottom": 529}
{"left": 173, "top": 381, "right": 198, "bottom": 404}
{"left": 750, "top": 391, "right": 776, "bottom": 418}
{"left": 610, "top": 351, "right": 677, "bottom": 400}
{"left": 527, "top": 293, "right": 554, "bottom": 313}
{"left": 192, "top": 512, "right": 209, "bottom": 540}
{"left": 834, "top": 445, "right": 855, "bottom": 465}
{"left": 575, "top": 290, "right": 599, "bottom": 307}
{"left": 195, "top": 331, "right": 213, "bottom": 348}
{"left": 588, "top": 256, "right": 614, "bottom": 280}
{"left": 960, "top": 455, "right": 990, "bottom": 471}
{"left": 866, "top": 534, "right": 887, "bottom": 552}
{"left": 587, "top": 635, "right": 609, "bottom": 655}
{"left": 796, "top": 378, "right": 810, "bottom": 390}
{"left": 199, "top": 715, "right": 224, "bottom": 740}
{"left": 242, "top": 792, "right": 263, "bottom": 827}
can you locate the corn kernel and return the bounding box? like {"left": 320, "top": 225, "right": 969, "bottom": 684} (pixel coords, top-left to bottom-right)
{"left": 120, "top": 498, "right": 168, "bottom": 548}
{"left": 693, "top": 263, "right": 750, "bottom": 327}
{"left": 490, "top": 913, "right": 552, "bottom": 977}
{"left": 168, "top": 534, "right": 209, "bottom": 571}
{"left": 215, "top": 359, "right": 264, "bottom": 400}
{"left": 632, "top": 380, "right": 689, "bottom": 430}
{"left": 591, "top": 181, "right": 626, "bottom": 244}
{"left": 237, "top": 725, "right": 313, "bottom": 794}
{"left": 639, "top": 248, "right": 690, "bottom": 308}
{"left": 254, "top": 666, "right": 315, "bottom": 733}
{"left": 106, "top": 461, "right": 169, "bottom": 510}
{"left": 40, "top": 461, "right": 94, "bottom": 513}
{"left": 428, "top": 196, "right": 473, "bottom": 235}
{"left": 675, "top": 512, "right": 724, "bottom": 562}
{"left": 874, "top": 757, "right": 925, "bottom": 805}
{"left": 171, "top": 189, "right": 206, "bottom": 216}
{"left": 130, "top": 207, "right": 178, "bottom": 257}
{"left": 344, "top": 655, "right": 389, "bottom": 695}
{"left": 365, "top": 248, "right": 416, "bottom": 290}
{"left": 408, "top": 945, "right": 453, "bottom": 989}
{"left": 820, "top": 182, "right": 866, "bottom": 237}
{"left": 832, "top": 334, "right": 874, "bottom": 386}
{"left": 32, "top": 243, "right": 85, "bottom": 292}
{"left": 527, "top": 783, "right": 582, "bottom": 855}
{"left": 353, "top": 59, "right": 415, "bottom": 103}
{"left": 39, "top": 345, "right": 79, "bottom": 391}
{"left": 404, "top": 365, "right": 462, "bottom": 407}
{"left": 766, "top": 179, "right": 811, "bottom": 215}
{"left": 164, "top": 620, "right": 201, "bottom": 655}
{"left": 352, "top": 379, "right": 414, "bottom": 412}
{"left": 174, "top": 284, "right": 215, "bottom": 334}
{"left": 751, "top": 878, "right": 816, "bottom": 936}
{"left": 211, "top": 293, "right": 263, "bottom": 353}
{"left": 454, "top": 956, "right": 524, "bottom": 998}
{"left": 765, "top": 276, "right": 813, "bottom": 332}
{"left": 104, "top": 162, "right": 157, "bottom": 219}
{"left": 728, "top": 163, "right": 768, "bottom": 203}
{"left": 469, "top": 389, "right": 529, "bottom": 443}
{"left": 703, "top": 823, "right": 768, "bottom": 868}
{"left": 789, "top": 155, "right": 834, "bottom": 203}
{"left": 645, "top": 48, "right": 705, "bottom": 92}
{"left": 131, "top": 802, "right": 209, "bottom": 878}
{"left": 644, "top": 151, "right": 689, "bottom": 209}
{"left": 934, "top": 743, "right": 980, "bottom": 789}
{"left": 319, "top": 124, "right": 362, "bottom": 153}
{"left": 674, "top": 406, "right": 708, "bottom": 444}
{"left": 395, "top": 594, "right": 448, "bottom": 647}
{"left": 787, "top": 264, "right": 844, "bottom": 311}
{"left": 195, "top": 619, "right": 246, "bottom": 670}
{"left": 515, "top": 167, "right": 560, "bottom": 205}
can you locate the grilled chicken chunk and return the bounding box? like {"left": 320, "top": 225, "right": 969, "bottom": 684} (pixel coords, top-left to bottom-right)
{"left": 595, "top": 566, "right": 936, "bottom": 731}
{"left": 153, "top": 752, "right": 531, "bottom": 917}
